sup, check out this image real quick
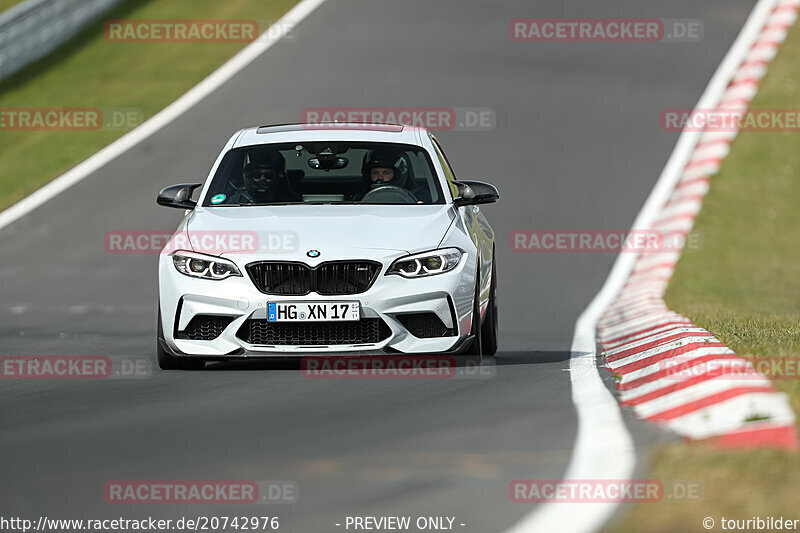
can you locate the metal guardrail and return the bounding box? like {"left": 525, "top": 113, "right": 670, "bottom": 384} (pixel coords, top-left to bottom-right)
{"left": 0, "top": 0, "right": 124, "bottom": 81}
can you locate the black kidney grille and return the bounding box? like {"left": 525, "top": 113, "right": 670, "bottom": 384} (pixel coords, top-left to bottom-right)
{"left": 247, "top": 262, "right": 312, "bottom": 295}
{"left": 237, "top": 318, "right": 391, "bottom": 346}
{"left": 316, "top": 262, "right": 380, "bottom": 295}
{"left": 246, "top": 261, "right": 381, "bottom": 295}
{"left": 397, "top": 313, "right": 456, "bottom": 338}
{"left": 177, "top": 315, "right": 235, "bottom": 341}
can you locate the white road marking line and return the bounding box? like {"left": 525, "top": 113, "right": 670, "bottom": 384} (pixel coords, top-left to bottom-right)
{"left": 0, "top": 0, "right": 329, "bottom": 232}
{"left": 599, "top": 0, "right": 799, "bottom": 443}
{"left": 505, "top": 1, "right": 786, "bottom": 531}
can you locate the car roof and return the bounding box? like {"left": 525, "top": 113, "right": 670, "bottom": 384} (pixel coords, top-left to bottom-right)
{"left": 234, "top": 123, "right": 427, "bottom": 148}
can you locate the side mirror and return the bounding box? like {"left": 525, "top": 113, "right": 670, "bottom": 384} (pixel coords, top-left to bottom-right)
{"left": 157, "top": 183, "right": 202, "bottom": 209}
{"left": 453, "top": 180, "right": 500, "bottom": 207}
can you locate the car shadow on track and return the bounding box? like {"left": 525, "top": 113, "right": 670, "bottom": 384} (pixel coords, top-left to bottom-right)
{"left": 492, "top": 351, "right": 572, "bottom": 365}
{"left": 199, "top": 350, "right": 571, "bottom": 371}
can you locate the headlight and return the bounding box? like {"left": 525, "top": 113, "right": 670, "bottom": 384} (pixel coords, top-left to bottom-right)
{"left": 386, "top": 248, "right": 463, "bottom": 278}
{"left": 172, "top": 251, "right": 242, "bottom": 280}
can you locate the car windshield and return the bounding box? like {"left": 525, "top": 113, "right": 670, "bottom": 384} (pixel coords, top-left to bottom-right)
{"left": 202, "top": 142, "right": 445, "bottom": 206}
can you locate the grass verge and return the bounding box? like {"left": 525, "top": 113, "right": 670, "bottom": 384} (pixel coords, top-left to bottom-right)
{"left": 609, "top": 16, "right": 800, "bottom": 533}
{"left": 0, "top": 0, "right": 297, "bottom": 211}
{"left": 0, "top": 0, "right": 24, "bottom": 13}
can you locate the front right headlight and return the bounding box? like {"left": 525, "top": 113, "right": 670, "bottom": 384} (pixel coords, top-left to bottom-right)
{"left": 386, "top": 248, "right": 463, "bottom": 278}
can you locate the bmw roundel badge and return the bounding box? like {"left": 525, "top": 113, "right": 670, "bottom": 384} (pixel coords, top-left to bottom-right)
{"left": 307, "top": 249, "right": 321, "bottom": 258}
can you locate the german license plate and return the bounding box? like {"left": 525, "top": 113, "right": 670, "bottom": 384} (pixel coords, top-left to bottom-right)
{"left": 267, "top": 302, "right": 360, "bottom": 322}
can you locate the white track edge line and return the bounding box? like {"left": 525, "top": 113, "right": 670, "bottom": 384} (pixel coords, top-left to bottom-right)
{"left": 0, "top": 0, "right": 328, "bottom": 232}
{"left": 504, "top": 1, "right": 778, "bottom": 532}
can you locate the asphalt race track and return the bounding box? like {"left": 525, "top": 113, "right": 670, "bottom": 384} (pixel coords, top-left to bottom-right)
{"left": 0, "top": 1, "right": 756, "bottom": 531}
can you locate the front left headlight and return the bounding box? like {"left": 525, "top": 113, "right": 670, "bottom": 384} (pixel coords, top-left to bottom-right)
{"left": 386, "top": 248, "right": 463, "bottom": 278}
{"left": 171, "top": 250, "right": 242, "bottom": 280}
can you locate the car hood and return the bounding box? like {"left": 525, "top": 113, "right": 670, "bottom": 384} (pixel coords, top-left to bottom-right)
{"left": 184, "top": 204, "right": 456, "bottom": 260}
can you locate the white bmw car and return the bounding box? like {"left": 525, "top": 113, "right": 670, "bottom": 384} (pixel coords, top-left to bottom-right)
{"left": 156, "top": 124, "right": 498, "bottom": 369}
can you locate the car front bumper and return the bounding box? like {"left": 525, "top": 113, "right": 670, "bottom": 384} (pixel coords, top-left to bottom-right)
{"left": 158, "top": 251, "right": 476, "bottom": 358}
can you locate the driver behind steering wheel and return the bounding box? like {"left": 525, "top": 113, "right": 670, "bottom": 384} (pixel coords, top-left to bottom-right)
{"left": 354, "top": 151, "right": 431, "bottom": 203}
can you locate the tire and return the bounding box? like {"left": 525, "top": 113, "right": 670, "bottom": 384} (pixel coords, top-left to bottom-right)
{"left": 464, "top": 262, "right": 483, "bottom": 356}
{"left": 480, "top": 253, "right": 498, "bottom": 356}
{"left": 157, "top": 308, "right": 205, "bottom": 370}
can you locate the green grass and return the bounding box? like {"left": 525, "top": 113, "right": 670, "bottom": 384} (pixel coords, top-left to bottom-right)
{"left": 0, "top": 0, "right": 24, "bottom": 12}
{"left": 609, "top": 17, "right": 800, "bottom": 533}
{"left": 0, "top": 0, "right": 297, "bottom": 210}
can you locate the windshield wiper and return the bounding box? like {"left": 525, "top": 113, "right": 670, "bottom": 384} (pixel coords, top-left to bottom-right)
{"left": 300, "top": 201, "right": 359, "bottom": 205}
{"left": 207, "top": 201, "right": 363, "bottom": 207}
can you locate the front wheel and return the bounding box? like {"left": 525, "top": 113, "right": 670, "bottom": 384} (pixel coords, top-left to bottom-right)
{"left": 480, "top": 254, "right": 498, "bottom": 356}
{"left": 464, "top": 263, "right": 483, "bottom": 356}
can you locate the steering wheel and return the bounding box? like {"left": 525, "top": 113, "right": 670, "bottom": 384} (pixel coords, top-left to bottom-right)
{"left": 361, "top": 185, "right": 419, "bottom": 204}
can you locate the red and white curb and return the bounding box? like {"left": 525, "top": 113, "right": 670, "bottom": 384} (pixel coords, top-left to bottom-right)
{"left": 597, "top": 0, "right": 799, "bottom": 448}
